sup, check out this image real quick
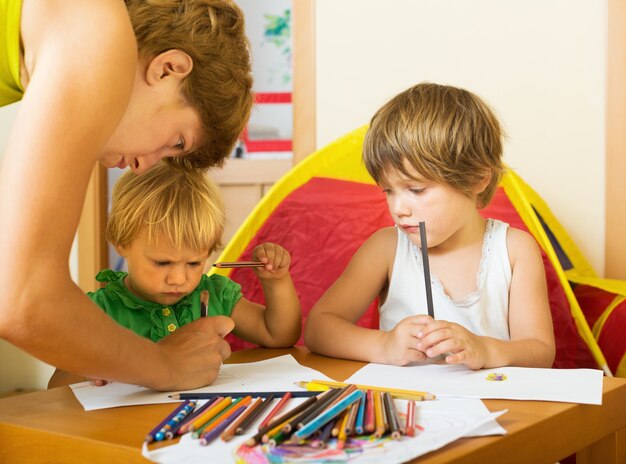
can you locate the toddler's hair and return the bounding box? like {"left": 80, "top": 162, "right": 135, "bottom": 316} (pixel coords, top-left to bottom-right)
{"left": 363, "top": 82, "right": 504, "bottom": 208}
{"left": 107, "top": 162, "right": 224, "bottom": 254}
{"left": 126, "top": 0, "right": 253, "bottom": 169}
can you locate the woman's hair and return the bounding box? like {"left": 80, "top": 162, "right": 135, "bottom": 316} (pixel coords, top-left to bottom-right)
{"left": 107, "top": 162, "right": 224, "bottom": 254}
{"left": 363, "top": 82, "right": 505, "bottom": 208}
{"left": 126, "top": 0, "right": 253, "bottom": 169}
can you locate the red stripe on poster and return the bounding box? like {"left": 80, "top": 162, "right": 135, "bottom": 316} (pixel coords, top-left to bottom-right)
{"left": 254, "top": 92, "right": 292, "bottom": 104}
{"left": 246, "top": 139, "right": 292, "bottom": 152}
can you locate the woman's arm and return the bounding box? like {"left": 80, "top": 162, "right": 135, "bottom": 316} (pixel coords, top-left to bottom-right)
{"left": 0, "top": 0, "right": 232, "bottom": 391}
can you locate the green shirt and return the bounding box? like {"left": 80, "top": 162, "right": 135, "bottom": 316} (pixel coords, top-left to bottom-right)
{"left": 88, "top": 269, "right": 243, "bottom": 342}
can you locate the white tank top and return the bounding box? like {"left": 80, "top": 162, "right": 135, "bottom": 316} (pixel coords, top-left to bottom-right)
{"left": 379, "top": 219, "right": 511, "bottom": 341}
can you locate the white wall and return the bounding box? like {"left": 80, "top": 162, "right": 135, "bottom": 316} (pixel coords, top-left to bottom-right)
{"left": 315, "top": 0, "right": 606, "bottom": 274}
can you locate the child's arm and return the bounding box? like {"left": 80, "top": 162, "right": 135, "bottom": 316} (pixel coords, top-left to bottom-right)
{"left": 305, "top": 228, "right": 428, "bottom": 365}
{"left": 229, "top": 243, "right": 301, "bottom": 347}
{"left": 417, "top": 228, "right": 556, "bottom": 369}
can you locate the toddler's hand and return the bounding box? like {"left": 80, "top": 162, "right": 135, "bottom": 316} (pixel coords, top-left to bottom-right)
{"left": 88, "top": 378, "right": 109, "bottom": 387}
{"left": 417, "top": 320, "right": 488, "bottom": 369}
{"left": 382, "top": 315, "right": 430, "bottom": 366}
{"left": 252, "top": 242, "right": 291, "bottom": 280}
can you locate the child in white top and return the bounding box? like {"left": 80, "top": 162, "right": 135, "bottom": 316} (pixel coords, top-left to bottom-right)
{"left": 305, "top": 83, "right": 555, "bottom": 369}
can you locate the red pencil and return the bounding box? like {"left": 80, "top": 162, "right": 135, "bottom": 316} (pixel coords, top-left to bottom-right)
{"left": 405, "top": 399, "right": 416, "bottom": 437}
{"left": 364, "top": 389, "right": 375, "bottom": 433}
{"left": 258, "top": 391, "right": 292, "bottom": 430}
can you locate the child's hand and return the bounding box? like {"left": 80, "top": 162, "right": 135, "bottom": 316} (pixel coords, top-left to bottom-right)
{"left": 382, "top": 316, "right": 429, "bottom": 365}
{"left": 252, "top": 242, "right": 291, "bottom": 281}
{"left": 88, "top": 377, "right": 109, "bottom": 387}
{"left": 417, "top": 320, "right": 488, "bottom": 369}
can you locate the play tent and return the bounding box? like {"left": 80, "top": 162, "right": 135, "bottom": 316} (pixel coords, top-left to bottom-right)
{"left": 211, "top": 126, "right": 616, "bottom": 375}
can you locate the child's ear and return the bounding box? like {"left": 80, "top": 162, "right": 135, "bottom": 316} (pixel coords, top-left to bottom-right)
{"left": 145, "top": 49, "right": 194, "bottom": 86}
{"left": 114, "top": 243, "right": 128, "bottom": 258}
{"left": 472, "top": 171, "right": 492, "bottom": 195}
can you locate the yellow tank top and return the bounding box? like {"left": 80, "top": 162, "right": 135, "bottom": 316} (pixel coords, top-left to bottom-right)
{"left": 0, "top": 0, "right": 24, "bottom": 106}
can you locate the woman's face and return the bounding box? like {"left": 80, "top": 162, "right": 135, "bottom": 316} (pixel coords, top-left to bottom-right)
{"left": 99, "top": 53, "right": 205, "bottom": 174}
{"left": 99, "top": 102, "right": 204, "bottom": 175}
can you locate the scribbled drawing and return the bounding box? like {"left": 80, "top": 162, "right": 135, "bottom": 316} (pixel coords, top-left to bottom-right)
{"left": 262, "top": 9, "right": 292, "bottom": 85}
{"left": 214, "top": 372, "right": 236, "bottom": 382}
{"left": 486, "top": 372, "right": 507, "bottom": 382}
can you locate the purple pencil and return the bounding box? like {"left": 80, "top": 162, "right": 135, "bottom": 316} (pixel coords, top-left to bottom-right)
{"left": 199, "top": 405, "right": 247, "bottom": 446}
{"left": 145, "top": 401, "right": 190, "bottom": 443}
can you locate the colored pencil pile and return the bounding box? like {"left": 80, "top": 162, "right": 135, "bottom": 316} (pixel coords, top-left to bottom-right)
{"left": 145, "top": 381, "right": 434, "bottom": 449}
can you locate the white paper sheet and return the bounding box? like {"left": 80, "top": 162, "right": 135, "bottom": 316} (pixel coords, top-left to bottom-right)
{"left": 142, "top": 397, "right": 506, "bottom": 464}
{"left": 345, "top": 363, "right": 603, "bottom": 404}
{"left": 71, "top": 355, "right": 333, "bottom": 410}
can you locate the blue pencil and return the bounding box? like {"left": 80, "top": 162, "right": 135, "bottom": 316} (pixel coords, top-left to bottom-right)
{"left": 145, "top": 400, "right": 190, "bottom": 443}
{"left": 154, "top": 401, "right": 197, "bottom": 441}
{"left": 355, "top": 394, "right": 366, "bottom": 435}
{"left": 169, "top": 390, "right": 318, "bottom": 400}
{"left": 291, "top": 390, "right": 364, "bottom": 442}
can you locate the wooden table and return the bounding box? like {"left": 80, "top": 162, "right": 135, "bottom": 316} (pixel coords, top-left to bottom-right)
{"left": 0, "top": 347, "right": 625, "bottom": 463}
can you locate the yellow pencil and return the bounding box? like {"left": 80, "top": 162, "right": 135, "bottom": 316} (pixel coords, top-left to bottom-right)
{"left": 297, "top": 379, "right": 435, "bottom": 401}
{"left": 189, "top": 397, "right": 231, "bottom": 432}
{"left": 373, "top": 391, "right": 386, "bottom": 438}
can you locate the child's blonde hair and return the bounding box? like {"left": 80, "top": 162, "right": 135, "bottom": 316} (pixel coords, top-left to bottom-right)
{"left": 107, "top": 162, "right": 224, "bottom": 254}
{"left": 126, "top": 0, "right": 253, "bottom": 170}
{"left": 363, "top": 82, "right": 505, "bottom": 208}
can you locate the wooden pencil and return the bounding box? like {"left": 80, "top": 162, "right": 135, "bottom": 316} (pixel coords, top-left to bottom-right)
{"left": 300, "top": 379, "right": 435, "bottom": 401}
{"left": 220, "top": 397, "right": 263, "bottom": 442}
{"left": 175, "top": 397, "right": 220, "bottom": 436}
{"left": 169, "top": 390, "right": 318, "bottom": 400}
{"left": 290, "top": 390, "right": 364, "bottom": 442}
{"left": 344, "top": 399, "right": 360, "bottom": 436}
{"left": 258, "top": 392, "right": 292, "bottom": 429}
{"left": 200, "top": 404, "right": 247, "bottom": 446}
{"left": 188, "top": 397, "right": 230, "bottom": 433}
{"left": 364, "top": 389, "right": 375, "bottom": 433}
{"left": 355, "top": 393, "right": 367, "bottom": 435}
{"left": 213, "top": 261, "right": 265, "bottom": 268}
{"left": 374, "top": 391, "right": 386, "bottom": 438}
{"left": 235, "top": 394, "right": 275, "bottom": 435}
{"left": 383, "top": 392, "right": 402, "bottom": 440}
{"left": 200, "top": 290, "right": 209, "bottom": 317}
{"left": 419, "top": 221, "right": 435, "bottom": 318}
{"left": 193, "top": 397, "right": 247, "bottom": 438}
{"left": 144, "top": 401, "right": 189, "bottom": 443}
{"left": 293, "top": 388, "right": 344, "bottom": 430}
{"left": 336, "top": 409, "right": 350, "bottom": 449}
{"left": 405, "top": 399, "right": 416, "bottom": 437}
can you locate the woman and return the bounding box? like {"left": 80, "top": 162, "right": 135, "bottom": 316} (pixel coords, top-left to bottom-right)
{"left": 0, "top": 0, "right": 253, "bottom": 390}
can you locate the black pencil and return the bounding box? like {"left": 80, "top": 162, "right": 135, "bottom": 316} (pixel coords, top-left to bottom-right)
{"left": 419, "top": 221, "right": 435, "bottom": 318}
{"left": 236, "top": 394, "right": 276, "bottom": 435}
{"left": 169, "top": 390, "right": 319, "bottom": 400}
{"left": 213, "top": 261, "right": 265, "bottom": 268}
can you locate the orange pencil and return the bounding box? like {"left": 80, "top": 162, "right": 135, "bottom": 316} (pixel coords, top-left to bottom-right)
{"left": 199, "top": 396, "right": 252, "bottom": 441}
{"left": 188, "top": 396, "right": 230, "bottom": 432}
